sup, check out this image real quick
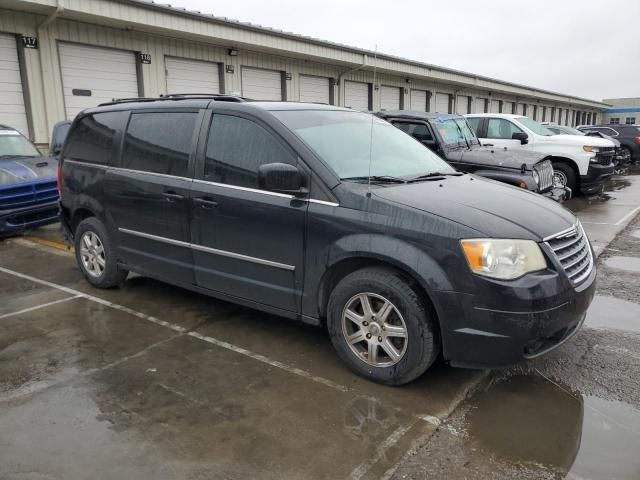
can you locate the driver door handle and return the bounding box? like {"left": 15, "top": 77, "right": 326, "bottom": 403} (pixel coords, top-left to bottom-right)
{"left": 162, "top": 191, "right": 184, "bottom": 202}
{"left": 193, "top": 197, "right": 218, "bottom": 209}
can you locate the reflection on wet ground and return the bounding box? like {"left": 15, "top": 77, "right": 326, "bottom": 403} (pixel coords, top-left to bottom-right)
{"left": 564, "top": 167, "right": 637, "bottom": 214}
{"left": 466, "top": 376, "right": 640, "bottom": 479}
{"left": 585, "top": 295, "right": 640, "bottom": 333}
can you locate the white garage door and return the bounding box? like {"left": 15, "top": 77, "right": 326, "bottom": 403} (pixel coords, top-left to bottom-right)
{"left": 344, "top": 81, "right": 369, "bottom": 111}
{"left": 299, "top": 75, "right": 330, "bottom": 104}
{"left": 380, "top": 86, "right": 401, "bottom": 111}
{"left": 165, "top": 57, "right": 220, "bottom": 95}
{"left": 456, "top": 95, "right": 470, "bottom": 114}
{"left": 241, "top": 67, "right": 282, "bottom": 100}
{"left": 517, "top": 103, "right": 525, "bottom": 115}
{"left": 435, "top": 93, "right": 449, "bottom": 113}
{"left": 0, "top": 34, "right": 28, "bottom": 136}
{"left": 474, "top": 98, "right": 487, "bottom": 113}
{"left": 59, "top": 43, "right": 138, "bottom": 120}
{"left": 503, "top": 101, "right": 514, "bottom": 114}
{"left": 410, "top": 89, "right": 427, "bottom": 111}
{"left": 529, "top": 104, "right": 537, "bottom": 120}
{"left": 490, "top": 100, "right": 500, "bottom": 113}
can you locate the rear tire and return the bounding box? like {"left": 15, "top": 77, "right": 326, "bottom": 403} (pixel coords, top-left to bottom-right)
{"left": 327, "top": 266, "right": 439, "bottom": 385}
{"left": 552, "top": 162, "right": 577, "bottom": 192}
{"left": 74, "top": 217, "right": 128, "bottom": 288}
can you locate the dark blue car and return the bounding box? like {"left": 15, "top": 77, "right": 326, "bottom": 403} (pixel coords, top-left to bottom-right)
{"left": 0, "top": 125, "right": 59, "bottom": 236}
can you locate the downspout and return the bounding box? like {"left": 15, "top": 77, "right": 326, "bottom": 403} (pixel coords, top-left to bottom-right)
{"left": 37, "top": 0, "right": 64, "bottom": 144}
{"left": 337, "top": 54, "right": 368, "bottom": 106}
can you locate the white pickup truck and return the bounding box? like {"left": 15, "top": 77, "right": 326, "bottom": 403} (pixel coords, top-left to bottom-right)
{"left": 465, "top": 113, "right": 616, "bottom": 194}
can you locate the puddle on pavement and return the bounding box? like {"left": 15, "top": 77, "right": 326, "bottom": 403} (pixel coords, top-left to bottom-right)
{"left": 563, "top": 170, "right": 636, "bottom": 213}
{"left": 603, "top": 255, "right": 640, "bottom": 273}
{"left": 465, "top": 375, "right": 640, "bottom": 479}
{"left": 585, "top": 295, "right": 640, "bottom": 333}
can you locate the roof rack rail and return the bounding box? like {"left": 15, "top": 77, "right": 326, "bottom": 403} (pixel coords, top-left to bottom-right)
{"left": 98, "top": 94, "right": 248, "bottom": 107}
{"left": 98, "top": 97, "right": 157, "bottom": 106}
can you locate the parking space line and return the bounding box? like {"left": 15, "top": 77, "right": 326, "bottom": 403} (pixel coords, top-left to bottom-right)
{"left": 615, "top": 205, "right": 640, "bottom": 226}
{"left": 0, "top": 266, "right": 350, "bottom": 394}
{"left": 0, "top": 294, "right": 82, "bottom": 320}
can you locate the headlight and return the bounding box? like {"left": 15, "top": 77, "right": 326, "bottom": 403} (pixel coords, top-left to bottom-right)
{"left": 583, "top": 146, "right": 600, "bottom": 153}
{"left": 460, "top": 239, "right": 547, "bottom": 280}
{"left": 532, "top": 169, "right": 540, "bottom": 185}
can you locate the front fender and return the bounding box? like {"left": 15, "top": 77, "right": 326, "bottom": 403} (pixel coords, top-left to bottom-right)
{"left": 472, "top": 169, "right": 537, "bottom": 191}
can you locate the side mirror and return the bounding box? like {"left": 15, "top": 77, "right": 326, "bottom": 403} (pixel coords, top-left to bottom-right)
{"left": 512, "top": 132, "right": 529, "bottom": 144}
{"left": 258, "top": 163, "right": 305, "bottom": 196}
{"left": 50, "top": 143, "right": 63, "bottom": 156}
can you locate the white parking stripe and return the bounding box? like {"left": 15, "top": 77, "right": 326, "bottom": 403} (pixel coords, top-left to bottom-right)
{"left": 0, "top": 266, "right": 349, "bottom": 393}
{"left": 615, "top": 205, "right": 640, "bottom": 226}
{"left": 0, "top": 295, "right": 82, "bottom": 320}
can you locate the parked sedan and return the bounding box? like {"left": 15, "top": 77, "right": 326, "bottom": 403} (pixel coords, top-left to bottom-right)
{"left": 377, "top": 111, "right": 567, "bottom": 201}
{"left": 0, "top": 125, "right": 59, "bottom": 236}
{"left": 542, "top": 122, "right": 631, "bottom": 173}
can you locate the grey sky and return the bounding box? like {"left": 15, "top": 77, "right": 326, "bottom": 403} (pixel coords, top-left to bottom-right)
{"left": 167, "top": 0, "right": 639, "bottom": 102}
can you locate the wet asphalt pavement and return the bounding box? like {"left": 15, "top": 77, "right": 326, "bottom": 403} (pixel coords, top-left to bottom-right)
{"left": 1, "top": 170, "right": 640, "bottom": 480}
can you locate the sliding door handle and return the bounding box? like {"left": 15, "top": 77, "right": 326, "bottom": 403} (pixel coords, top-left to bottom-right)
{"left": 162, "top": 191, "right": 184, "bottom": 202}
{"left": 193, "top": 197, "right": 218, "bottom": 209}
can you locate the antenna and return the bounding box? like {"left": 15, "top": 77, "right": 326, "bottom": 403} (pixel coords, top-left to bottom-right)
{"left": 367, "top": 45, "right": 378, "bottom": 195}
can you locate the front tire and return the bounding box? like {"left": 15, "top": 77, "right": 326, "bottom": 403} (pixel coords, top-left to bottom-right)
{"left": 552, "top": 162, "right": 577, "bottom": 192}
{"left": 327, "top": 267, "right": 439, "bottom": 385}
{"left": 75, "top": 217, "right": 128, "bottom": 288}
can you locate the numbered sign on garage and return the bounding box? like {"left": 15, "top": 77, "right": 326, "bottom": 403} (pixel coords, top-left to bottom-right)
{"left": 410, "top": 89, "right": 428, "bottom": 111}
{"left": 241, "top": 67, "right": 283, "bottom": 100}
{"left": 165, "top": 57, "right": 220, "bottom": 94}
{"left": 59, "top": 43, "right": 139, "bottom": 120}
{"left": 344, "top": 81, "right": 369, "bottom": 111}
{"left": 380, "top": 86, "right": 401, "bottom": 111}
{"left": 299, "top": 75, "right": 330, "bottom": 104}
{"left": 0, "top": 34, "right": 29, "bottom": 136}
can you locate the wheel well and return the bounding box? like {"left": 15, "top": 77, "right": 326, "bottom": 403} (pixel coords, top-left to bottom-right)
{"left": 549, "top": 157, "right": 579, "bottom": 178}
{"left": 71, "top": 208, "right": 95, "bottom": 233}
{"left": 318, "top": 257, "right": 440, "bottom": 335}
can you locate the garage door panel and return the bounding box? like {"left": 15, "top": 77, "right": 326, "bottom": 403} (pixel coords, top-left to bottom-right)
{"left": 165, "top": 57, "right": 220, "bottom": 94}
{"left": 474, "top": 98, "right": 487, "bottom": 113}
{"left": 456, "top": 95, "right": 470, "bottom": 114}
{"left": 380, "top": 86, "right": 401, "bottom": 111}
{"left": 410, "top": 90, "right": 427, "bottom": 111}
{"left": 435, "top": 93, "right": 449, "bottom": 113}
{"left": 299, "top": 75, "right": 330, "bottom": 104}
{"left": 0, "top": 33, "right": 28, "bottom": 136}
{"left": 59, "top": 43, "right": 139, "bottom": 120}
{"left": 344, "top": 81, "right": 369, "bottom": 111}
{"left": 242, "top": 67, "right": 282, "bottom": 100}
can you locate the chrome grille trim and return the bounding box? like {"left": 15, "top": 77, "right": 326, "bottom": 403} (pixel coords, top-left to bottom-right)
{"left": 545, "top": 222, "right": 593, "bottom": 286}
{"left": 534, "top": 160, "right": 554, "bottom": 191}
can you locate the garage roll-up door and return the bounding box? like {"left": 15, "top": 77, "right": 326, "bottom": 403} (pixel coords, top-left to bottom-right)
{"left": 344, "top": 81, "right": 369, "bottom": 111}
{"left": 490, "top": 100, "right": 500, "bottom": 113}
{"left": 59, "top": 43, "right": 138, "bottom": 120}
{"left": 380, "top": 86, "right": 401, "bottom": 111}
{"left": 504, "top": 101, "right": 514, "bottom": 114}
{"left": 435, "top": 93, "right": 449, "bottom": 113}
{"left": 299, "top": 75, "right": 330, "bottom": 104}
{"left": 165, "top": 57, "right": 220, "bottom": 94}
{"left": 474, "top": 98, "right": 487, "bottom": 113}
{"left": 456, "top": 95, "right": 470, "bottom": 114}
{"left": 241, "top": 67, "right": 283, "bottom": 100}
{"left": 410, "top": 90, "right": 427, "bottom": 111}
{"left": 0, "top": 34, "right": 28, "bottom": 136}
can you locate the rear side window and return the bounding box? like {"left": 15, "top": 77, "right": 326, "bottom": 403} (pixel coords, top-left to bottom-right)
{"left": 122, "top": 112, "right": 197, "bottom": 177}
{"left": 64, "top": 112, "right": 125, "bottom": 164}
{"left": 204, "top": 114, "right": 296, "bottom": 188}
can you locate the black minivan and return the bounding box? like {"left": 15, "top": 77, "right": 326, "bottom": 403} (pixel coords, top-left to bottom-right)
{"left": 59, "top": 96, "right": 596, "bottom": 385}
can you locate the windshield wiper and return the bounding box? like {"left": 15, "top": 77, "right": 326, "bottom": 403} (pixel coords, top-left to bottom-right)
{"left": 0, "top": 154, "right": 39, "bottom": 159}
{"left": 408, "top": 172, "right": 463, "bottom": 182}
{"left": 340, "top": 175, "right": 407, "bottom": 184}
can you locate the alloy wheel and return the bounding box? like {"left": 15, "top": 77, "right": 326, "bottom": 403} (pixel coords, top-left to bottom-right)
{"left": 79, "top": 231, "right": 106, "bottom": 278}
{"left": 341, "top": 292, "right": 408, "bottom": 367}
{"left": 553, "top": 171, "right": 568, "bottom": 187}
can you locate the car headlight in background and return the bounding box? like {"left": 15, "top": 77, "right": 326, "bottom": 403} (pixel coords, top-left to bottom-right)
{"left": 583, "top": 146, "right": 600, "bottom": 153}
{"left": 532, "top": 169, "right": 540, "bottom": 185}
{"left": 460, "top": 239, "right": 547, "bottom": 280}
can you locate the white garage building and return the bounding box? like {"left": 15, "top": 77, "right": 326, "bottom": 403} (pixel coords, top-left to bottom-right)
{"left": 0, "top": 0, "right": 608, "bottom": 144}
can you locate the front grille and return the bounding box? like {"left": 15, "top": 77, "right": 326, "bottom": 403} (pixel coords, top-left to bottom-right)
{"left": 546, "top": 223, "right": 593, "bottom": 285}
{"left": 0, "top": 179, "right": 58, "bottom": 210}
{"left": 594, "top": 147, "right": 615, "bottom": 165}
{"left": 534, "top": 160, "right": 553, "bottom": 191}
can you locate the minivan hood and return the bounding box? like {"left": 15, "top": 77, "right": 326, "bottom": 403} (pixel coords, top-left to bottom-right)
{"left": 372, "top": 174, "right": 576, "bottom": 241}
{"left": 461, "top": 145, "right": 546, "bottom": 170}
{"left": 0, "top": 156, "right": 58, "bottom": 186}
{"left": 543, "top": 134, "right": 615, "bottom": 148}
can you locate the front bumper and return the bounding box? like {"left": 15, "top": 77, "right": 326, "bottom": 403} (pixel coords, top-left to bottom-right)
{"left": 580, "top": 162, "right": 615, "bottom": 194}
{"left": 0, "top": 201, "right": 59, "bottom": 235}
{"left": 542, "top": 185, "right": 571, "bottom": 202}
{"left": 433, "top": 254, "right": 596, "bottom": 369}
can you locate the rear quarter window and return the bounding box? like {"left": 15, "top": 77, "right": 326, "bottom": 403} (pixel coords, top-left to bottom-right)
{"left": 64, "top": 112, "right": 126, "bottom": 164}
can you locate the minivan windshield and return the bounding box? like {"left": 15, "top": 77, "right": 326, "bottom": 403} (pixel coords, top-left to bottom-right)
{"left": 273, "top": 110, "right": 454, "bottom": 180}
{"left": 0, "top": 131, "right": 41, "bottom": 158}
{"left": 434, "top": 117, "right": 480, "bottom": 147}
{"left": 517, "top": 117, "right": 554, "bottom": 136}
